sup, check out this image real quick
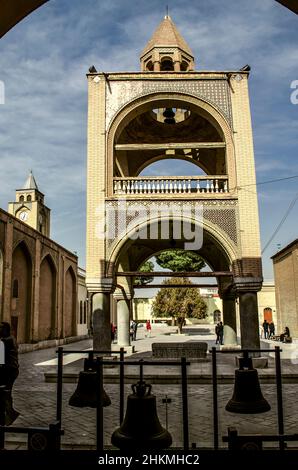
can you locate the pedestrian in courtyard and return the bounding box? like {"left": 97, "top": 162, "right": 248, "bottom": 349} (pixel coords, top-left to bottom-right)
{"left": 280, "top": 326, "right": 291, "bottom": 343}
{"left": 268, "top": 321, "right": 275, "bottom": 339}
{"left": 215, "top": 322, "right": 220, "bottom": 344}
{"left": 132, "top": 321, "right": 138, "bottom": 341}
{"left": 218, "top": 321, "right": 224, "bottom": 345}
{"left": 130, "top": 320, "right": 135, "bottom": 341}
{"left": 262, "top": 319, "right": 269, "bottom": 339}
{"left": 145, "top": 319, "right": 152, "bottom": 337}
{"left": 0, "top": 321, "right": 20, "bottom": 425}
{"left": 111, "top": 323, "right": 116, "bottom": 343}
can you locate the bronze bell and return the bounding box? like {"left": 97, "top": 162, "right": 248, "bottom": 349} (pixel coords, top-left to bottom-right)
{"left": 163, "top": 108, "right": 175, "bottom": 124}
{"left": 225, "top": 356, "right": 271, "bottom": 414}
{"left": 111, "top": 380, "right": 172, "bottom": 450}
{"left": 69, "top": 359, "right": 111, "bottom": 408}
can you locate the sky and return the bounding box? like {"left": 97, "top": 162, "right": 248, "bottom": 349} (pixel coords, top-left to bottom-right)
{"left": 0, "top": 0, "right": 297, "bottom": 281}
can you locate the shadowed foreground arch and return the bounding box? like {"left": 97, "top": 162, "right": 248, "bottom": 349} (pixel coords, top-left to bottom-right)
{"left": 0, "top": 0, "right": 49, "bottom": 38}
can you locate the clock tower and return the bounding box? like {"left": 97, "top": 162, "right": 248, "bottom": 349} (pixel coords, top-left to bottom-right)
{"left": 8, "top": 171, "right": 51, "bottom": 237}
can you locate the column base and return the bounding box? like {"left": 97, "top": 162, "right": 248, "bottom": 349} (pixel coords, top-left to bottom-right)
{"left": 235, "top": 356, "right": 268, "bottom": 369}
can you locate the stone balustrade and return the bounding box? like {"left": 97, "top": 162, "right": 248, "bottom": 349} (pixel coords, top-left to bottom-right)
{"left": 113, "top": 176, "right": 228, "bottom": 195}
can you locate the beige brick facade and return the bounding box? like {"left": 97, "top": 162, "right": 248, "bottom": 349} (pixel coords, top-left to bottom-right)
{"left": 0, "top": 208, "right": 79, "bottom": 345}
{"left": 272, "top": 240, "right": 298, "bottom": 338}
{"left": 86, "top": 15, "right": 263, "bottom": 349}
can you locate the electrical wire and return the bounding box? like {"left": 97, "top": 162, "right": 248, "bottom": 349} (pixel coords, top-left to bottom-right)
{"left": 261, "top": 192, "right": 298, "bottom": 254}
{"left": 230, "top": 174, "right": 298, "bottom": 191}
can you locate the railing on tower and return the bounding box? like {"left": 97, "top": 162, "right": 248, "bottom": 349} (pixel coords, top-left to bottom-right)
{"left": 113, "top": 176, "right": 229, "bottom": 196}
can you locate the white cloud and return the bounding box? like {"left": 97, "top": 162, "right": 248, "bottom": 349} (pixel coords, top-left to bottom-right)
{"left": 0, "top": 0, "right": 297, "bottom": 273}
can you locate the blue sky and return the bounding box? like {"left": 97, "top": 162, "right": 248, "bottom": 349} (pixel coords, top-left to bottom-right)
{"left": 0, "top": 0, "right": 297, "bottom": 280}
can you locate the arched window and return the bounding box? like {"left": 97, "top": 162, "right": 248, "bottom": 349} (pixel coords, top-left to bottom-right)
{"left": 19, "top": 195, "right": 24, "bottom": 202}
{"left": 160, "top": 57, "right": 174, "bottom": 71}
{"left": 12, "top": 279, "right": 19, "bottom": 298}
{"left": 27, "top": 195, "right": 32, "bottom": 202}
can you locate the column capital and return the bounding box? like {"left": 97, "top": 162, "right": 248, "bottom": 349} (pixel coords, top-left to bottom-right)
{"left": 113, "top": 288, "right": 134, "bottom": 301}
{"left": 88, "top": 278, "right": 117, "bottom": 294}
{"left": 234, "top": 277, "right": 263, "bottom": 294}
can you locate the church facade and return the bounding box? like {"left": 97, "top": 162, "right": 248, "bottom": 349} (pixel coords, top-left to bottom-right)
{"left": 0, "top": 172, "right": 88, "bottom": 346}
{"left": 86, "top": 16, "right": 263, "bottom": 350}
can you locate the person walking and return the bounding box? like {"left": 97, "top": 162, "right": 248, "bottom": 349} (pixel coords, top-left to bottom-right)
{"left": 268, "top": 322, "right": 275, "bottom": 339}
{"left": 262, "top": 320, "right": 269, "bottom": 339}
{"left": 0, "top": 321, "right": 20, "bottom": 425}
{"left": 145, "top": 319, "right": 152, "bottom": 337}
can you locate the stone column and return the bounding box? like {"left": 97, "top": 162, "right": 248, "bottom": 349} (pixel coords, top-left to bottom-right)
{"left": 238, "top": 291, "right": 260, "bottom": 350}
{"left": 153, "top": 61, "right": 160, "bottom": 71}
{"left": 92, "top": 292, "right": 111, "bottom": 352}
{"left": 222, "top": 293, "right": 237, "bottom": 346}
{"left": 174, "top": 61, "right": 180, "bottom": 72}
{"left": 234, "top": 277, "right": 262, "bottom": 350}
{"left": 116, "top": 299, "right": 131, "bottom": 347}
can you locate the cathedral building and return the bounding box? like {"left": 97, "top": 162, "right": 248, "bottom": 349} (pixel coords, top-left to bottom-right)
{"left": 0, "top": 171, "right": 88, "bottom": 348}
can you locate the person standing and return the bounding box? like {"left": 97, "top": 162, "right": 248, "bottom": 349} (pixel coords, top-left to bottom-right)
{"left": 215, "top": 323, "right": 220, "bottom": 344}
{"left": 132, "top": 321, "right": 138, "bottom": 341}
{"left": 262, "top": 320, "right": 269, "bottom": 339}
{"left": 145, "top": 319, "right": 152, "bottom": 337}
{"left": 0, "top": 322, "right": 20, "bottom": 425}
{"left": 218, "top": 321, "right": 224, "bottom": 345}
{"left": 268, "top": 322, "right": 275, "bottom": 339}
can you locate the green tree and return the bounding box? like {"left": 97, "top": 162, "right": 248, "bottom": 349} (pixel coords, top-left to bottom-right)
{"left": 134, "top": 260, "right": 154, "bottom": 286}
{"left": 151, "top": 277, "right": 208, "bottom": 333}
{"left": 155, "top": 249, "right": 206, "bottom": 272}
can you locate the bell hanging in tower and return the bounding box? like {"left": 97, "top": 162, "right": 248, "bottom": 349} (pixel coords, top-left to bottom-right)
{"left": 225, "top": 355, "right": 271, "bottom": 414}
{"left": 163, "top": 108, "right": 176, "bottom": 124}
{"left": 111, "top": 380, "right": 172, "bottom": 450}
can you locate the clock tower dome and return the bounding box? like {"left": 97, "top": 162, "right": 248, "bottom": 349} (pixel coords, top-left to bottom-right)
{"left": 8, "top": 171, "right": 51, "bottom": 237}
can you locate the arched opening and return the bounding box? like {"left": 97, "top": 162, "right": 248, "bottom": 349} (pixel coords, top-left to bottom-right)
{"left": 19, "top": 195, "right": 24, "bottom": 202}
{"left": 181, "top": 60, "right": 189, "bottom": 72}
{"left": 110, "top": 216, "right": 234, "bottom": 279}
{"left": 27, "top": 195, "right": 32, "bottom": 202}
{"left": 39, "top": 255, "right": 56, "bottom": 340}
{"left": 146, "top": 60, "right": 154, "bottom": 71}
{"left": 110, "top": 95, "right": 233, "bottom": 197}
{"left": 65, "top": 267, "right": 76, "bottom": 337}
{"left": 160, "top": 57, "right": 174, "bottom": 71}
{"left": 11, "top": 241, "right": 32, "bottom": 343}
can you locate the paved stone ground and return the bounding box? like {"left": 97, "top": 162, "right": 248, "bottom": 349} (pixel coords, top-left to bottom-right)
{"left": 4, "top": 324, "right": 298, "bottom": 450}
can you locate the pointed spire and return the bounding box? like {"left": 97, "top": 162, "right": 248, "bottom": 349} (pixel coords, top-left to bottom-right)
{"left": 23, "top": 170, "right": 38, "bottom": 190}
{"left": 141, "top": 15, "right": 193, "bottom": 59}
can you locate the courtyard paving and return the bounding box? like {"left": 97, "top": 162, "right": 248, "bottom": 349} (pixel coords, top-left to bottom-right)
{"left": 4, "top": 324, "right": 298, "bottom": 450}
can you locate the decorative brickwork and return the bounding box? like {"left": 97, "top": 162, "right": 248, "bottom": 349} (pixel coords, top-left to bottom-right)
{"left": 105, "top": 199, "right": 238, "bottom": 257}
{"left": 105, "top": 79, "right": 232, "bottom": 130}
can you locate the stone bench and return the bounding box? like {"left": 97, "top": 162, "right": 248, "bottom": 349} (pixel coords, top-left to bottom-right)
{"left": 152, "top": 342, "right": 208, "bottom": 359}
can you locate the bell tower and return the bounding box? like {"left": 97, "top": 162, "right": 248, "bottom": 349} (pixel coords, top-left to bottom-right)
{"left": 8, "top": 171, "right": 51, "bottom": 237}
{"left": 140, "top": 15, "right": 195, "bottom": 72}
{"left": 86, "top": 15, "right": 263, "bottom": 352}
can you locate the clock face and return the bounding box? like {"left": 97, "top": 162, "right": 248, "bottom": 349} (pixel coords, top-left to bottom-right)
{"left": 19, "top": 211, "right": 28, "bottom": 221}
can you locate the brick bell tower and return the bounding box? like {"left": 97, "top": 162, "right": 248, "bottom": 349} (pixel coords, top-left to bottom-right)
{"left": 8, "top": 170, "right": 51, "bottom": 237}
{"left": 86, "top": 15, "right": 263, "bottom": 351}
